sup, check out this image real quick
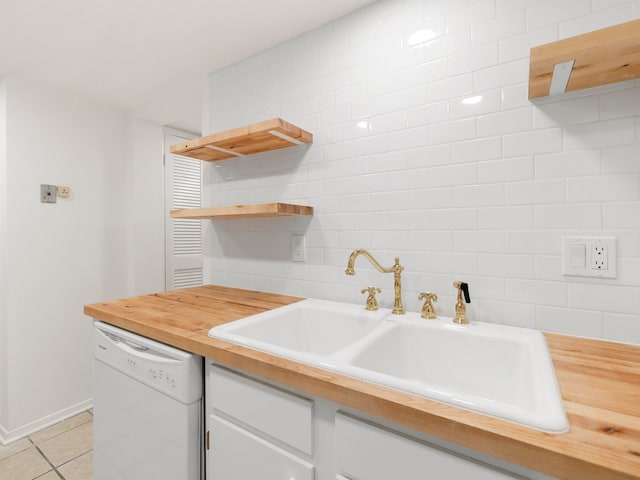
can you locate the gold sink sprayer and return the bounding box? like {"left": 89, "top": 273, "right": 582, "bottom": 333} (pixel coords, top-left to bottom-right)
{"left": 453, "top": 281, "right": 471, "bottom": 324}
{"left": 346, "top": 249, "right": 405, "bottom": 315}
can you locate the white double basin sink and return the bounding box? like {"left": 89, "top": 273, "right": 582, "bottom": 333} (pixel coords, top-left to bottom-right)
{"left": 209, "top": 298, "right": 568, "bottom": 434}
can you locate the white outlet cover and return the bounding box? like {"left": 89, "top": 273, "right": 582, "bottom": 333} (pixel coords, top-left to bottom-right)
{"left": 562, "top": 236, "right": 616, "bottom": 279}
{"left": 291, "top": 234, "right": 305, "bottom": 262}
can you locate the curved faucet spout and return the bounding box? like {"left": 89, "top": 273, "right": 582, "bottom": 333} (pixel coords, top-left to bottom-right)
{"left": 345, "top": 249, "right": 405, "bottom": 315}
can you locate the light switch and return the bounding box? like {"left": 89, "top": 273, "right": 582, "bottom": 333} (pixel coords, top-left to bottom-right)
{"left": 569, "top": 244, "right": 586, "bottom": 268}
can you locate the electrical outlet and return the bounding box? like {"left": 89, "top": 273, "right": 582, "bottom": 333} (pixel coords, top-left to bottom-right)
{"left": 563, "top": 236, "right": 616, "bottom": 279}
{"left": 591, "top": 245, "right": 608, "bottom": 270}
{"left": 291, "top": 234, "right": 306, "bottom": 262}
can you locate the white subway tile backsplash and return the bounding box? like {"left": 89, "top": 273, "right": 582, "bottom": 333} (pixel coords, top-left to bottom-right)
{"left": 428, "top": 117, "right": 476, "bottom": 145}
{"left": 501, "top": 83, "right": 530, "bottom": 110}
{"left": 479, "top": 253, "right": 535, "bottom": 278}
{"left": 455, "top": 231, "right": 505, "bottom": 253}
{"left": 406, "top": 101, "right": 450, "bottom": 128}
{"left": 430, "top": 252, "right": 478, "bottom": 275}
{"left": 430, "top": 207, "right": 477, "bottom": 229}
{"left": 447, "top": 0, "right": 496, "bottom": 33}
{"left": 474, "top": 59, "right": 530, "bottom": 91}
{"left": 448, "top": 44, "right": 499, "bottom": 77}
{"left": 535, "top": 150, "right": 601, "bottom": 178}
{"left": 450, "top": 90, "right": 502, "bottom": 120}
{"left": 568, "top": 283, "right": 640, "bottom": 315}
{"left": 533, "top": 96, "right": 599, "bottom": 128}
{"left": 603, "top": 202, "right": 640, "bottom": 228}
{"left": 497, "top": 0, "right": 547, "bottom": 16}
{"left": 498, "top": 25, "right": 557, "bottom": 63}
{"left": 479, "top": 206, "right": 535, "bottom": 229}
{"left": 526, "top": 0, "right": 591, "bottom": 30}
{"left": 506, "top": 278, "right": 566, "bottom": 307}
{"left": 450, "top": 184, "right": 504, "bottom": 207}
{"left": 451, "top": 136, "right": 501, "bottom": 163}
{"left": 536, "top": 204, "right": 603, "bottom": 229}
{"left": 472, "top": 11, "right": 527, "bottom": 47}
{"left": 535, "top": 306, "right": 604, "bottom": 337}
{"left": 502, "top": 128, "right": 562, "bottom": 156}
{"left": 478, "top": 106, "right": 532, "bottom": 137}
{"left": 506, "top": 230, "right": 562, "bottom": 255}
{"left": 602, "top": 145, "right": 640, "bottom": 173}
{"left": 505, "top": 179, "right": 565, "bottom": 205}
{"left": 478, "top": 156, "right": 534, "bottom": 183}
{"left": 605, "top": 313, "right": 640, "bottom": 345}
{"left": 564, "top": 118, "right": 636, "bottom": 150}
{"left": 567, "top": 174, "right": 640, "bottom": 202}
{"left": 208, "top": 0, "right": 640, "bottom": 345}
{"left": 560, "top": 4, "right": 632, "bottom": 38}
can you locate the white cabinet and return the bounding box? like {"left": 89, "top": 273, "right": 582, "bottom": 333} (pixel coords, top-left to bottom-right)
{"left": 208, "top": 416, "right": 314, "bottom": 480}
{"left": 206, "top": 361, "right": 546, "bottom": 480}
{"left": 206, "top": 363, "right": 314, "bottom": 480}
{"left": 335, "top": 413, "right": 520, "bottom": 480}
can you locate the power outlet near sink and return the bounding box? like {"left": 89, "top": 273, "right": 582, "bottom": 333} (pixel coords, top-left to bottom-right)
{"left": 563, "top": 236, "right": 616, "bottom": 279}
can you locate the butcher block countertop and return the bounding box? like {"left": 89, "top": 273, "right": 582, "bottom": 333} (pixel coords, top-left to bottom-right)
{"left": 84, "top": 285, "right": 640, "bottom": 480}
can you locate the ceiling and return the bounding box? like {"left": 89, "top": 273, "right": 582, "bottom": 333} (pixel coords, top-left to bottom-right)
{"left": 0, "top": 0, "right": 376, "bottom": 132}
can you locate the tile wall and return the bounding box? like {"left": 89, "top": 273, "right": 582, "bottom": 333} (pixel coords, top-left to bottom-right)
{"left": 205, "top": 0, "right": 640, "bottom": 344}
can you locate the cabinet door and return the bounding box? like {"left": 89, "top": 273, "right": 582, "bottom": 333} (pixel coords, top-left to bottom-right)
{"left": 208, "top": 415, "right": 314, "bottom": 480}
{"left": 335, "top": 413, "right": 520, "bottom": 480}
{"left": 208, "top": 364, "right": 313, "bottom": 454}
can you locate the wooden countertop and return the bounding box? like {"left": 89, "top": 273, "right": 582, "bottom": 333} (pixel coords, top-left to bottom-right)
{"left": 85, "top": 285, "right": 640, "bottom": 480}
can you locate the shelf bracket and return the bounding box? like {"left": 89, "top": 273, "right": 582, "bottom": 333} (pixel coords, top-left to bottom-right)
{"left": 268, "top": 129, "right": 306, "bottom": 146}
{"left": 548, "top": 59, "right": 575, "bottom": 96}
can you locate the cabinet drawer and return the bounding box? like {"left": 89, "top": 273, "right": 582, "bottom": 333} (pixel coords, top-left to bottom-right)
{"left": 335, "top": 413, "right": 519, "bottom": 480}
{"left": 208, "top": 364, "right": 313, "bottom": 454}
{"left": 209, "top": 415, "right": 314, "bottom": 480}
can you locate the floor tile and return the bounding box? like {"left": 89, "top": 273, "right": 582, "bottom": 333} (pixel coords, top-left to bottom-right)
{"left": 35, "top": 472, "right": 62, "bottom": 480}
{"left": 58, "top": 451, "right": 93, "bottom": 480}
{"left": 0, "top": 437, "right": 31, "bottom": 461}
{"left": 29, "top": 412, "right": 93, "bottom": 445}
{"left": 38, "top": 422, "right": 93, "bottom": 467}
{"left": 0, "top": 447, "right": 52, "bottom": 480}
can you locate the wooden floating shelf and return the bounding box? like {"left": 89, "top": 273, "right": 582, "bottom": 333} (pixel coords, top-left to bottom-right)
{"left": 170, "top": 203, "right": 314, "bottom": 219}
{"left": 170, "top": 118, "right": 313, "bottom": 162}
{"left": 529, "top": 19, "right": 640, "bottom": 99}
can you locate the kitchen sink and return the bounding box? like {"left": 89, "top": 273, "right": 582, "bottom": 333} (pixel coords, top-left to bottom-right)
{"left": 208, "top": 298, "right": 390, "bottom": 359}
{"left": 209, "top": 300, "right": 568, "bottom": 433}
{"left": 337, "top": 315, "right": 569, "bottom": 433}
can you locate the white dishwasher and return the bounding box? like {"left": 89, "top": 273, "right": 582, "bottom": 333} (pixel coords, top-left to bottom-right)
{"left": 93, "top": 320, "right": 203, "bottom": 480}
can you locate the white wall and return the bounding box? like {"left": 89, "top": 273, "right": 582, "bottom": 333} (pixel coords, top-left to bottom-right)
{"left": 0, "top": 77, "right": 8, "bottom": 433}
{"left": 206, "top": 0, "right": 640, "bottom": 345}
{"left": 125, "top": 119, "right": 166, "bottom": 295}
{"left": 0, "top": 76, "right": 132, "bottom": 443}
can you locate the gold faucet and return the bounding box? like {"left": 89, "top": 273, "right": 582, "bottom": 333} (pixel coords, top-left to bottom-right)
{"left": 418, "top": 292, "right": 437, "bottom": 319}
{"left": 453, "top": 281, "right": 471, "bottom": 324}
{"left": 361, "top": 286, "right": 382, "bottom": 311}
{"left": 346, "top": 249, "right": 405, "bottom": 315}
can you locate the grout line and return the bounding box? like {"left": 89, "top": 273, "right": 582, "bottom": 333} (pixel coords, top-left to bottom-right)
{"left": 33, "top": 444, "right": 64, "bottom": 479}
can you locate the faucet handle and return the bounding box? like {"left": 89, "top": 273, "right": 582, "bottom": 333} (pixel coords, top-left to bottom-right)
{"left": 453, "top": 281, "right": 471, "bottom": 324}
{"left": 418, "top": 292, "right": 438, "bottom": 319}
{"left": 361, "top": 286, "right": 382, "bottom": 311}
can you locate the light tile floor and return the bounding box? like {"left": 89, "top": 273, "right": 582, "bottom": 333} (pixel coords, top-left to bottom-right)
{"left": 0, "top": 411, "right": 93, "bottom": 480}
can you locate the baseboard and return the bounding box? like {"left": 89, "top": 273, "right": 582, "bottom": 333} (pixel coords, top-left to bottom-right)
{"left": 0, "top": 398, "right": 93, "bottom": 446}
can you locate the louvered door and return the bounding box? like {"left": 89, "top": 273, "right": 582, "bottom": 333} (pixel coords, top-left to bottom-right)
{"left": 164, "top": 133, "right": 203, "bottom": 290}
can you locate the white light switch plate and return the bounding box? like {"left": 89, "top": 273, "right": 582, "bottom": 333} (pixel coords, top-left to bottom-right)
{"left": 562, "top": 236, "right": 616, "bottom": 279}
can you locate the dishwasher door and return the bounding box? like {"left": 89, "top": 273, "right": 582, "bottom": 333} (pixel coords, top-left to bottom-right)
{"left": 93, "top": 321, "right": 203, "bottom": 480}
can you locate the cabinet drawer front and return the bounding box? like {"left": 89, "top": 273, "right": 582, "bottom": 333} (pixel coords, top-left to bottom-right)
{"left": 208, "top": 364, "right": 313, "bottom": 454}
{"left": 335, "top": 413, "right": 519, "bottom": 480}
{"left": 209, "top": 415, "right": 314, "bottom": 480}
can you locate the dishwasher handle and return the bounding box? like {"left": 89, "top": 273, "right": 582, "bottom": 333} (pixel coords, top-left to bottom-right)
{"left": 123, "top": 339, "right": 149, "bottom": 351}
